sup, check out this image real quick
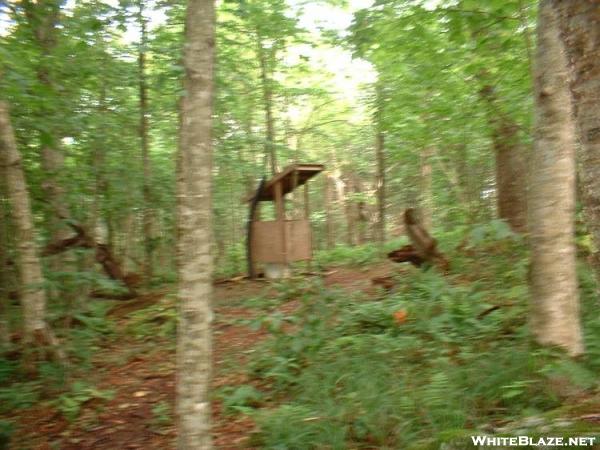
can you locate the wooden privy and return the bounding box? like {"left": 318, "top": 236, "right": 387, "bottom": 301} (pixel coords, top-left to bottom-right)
{"left": 247, "top": 163, "right": 324, "bottom": 279}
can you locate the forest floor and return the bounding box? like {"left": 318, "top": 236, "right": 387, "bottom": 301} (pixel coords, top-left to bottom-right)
{"left": 10, "top": 263, "right": 396, "bottom": 450}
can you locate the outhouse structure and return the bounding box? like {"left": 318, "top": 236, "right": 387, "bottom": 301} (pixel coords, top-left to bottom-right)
{"left": 247, "top": 163, "right": 324, "bottom": 278}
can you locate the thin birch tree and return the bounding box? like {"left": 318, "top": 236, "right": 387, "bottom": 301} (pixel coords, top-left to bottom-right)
{"left": 175, "top": 0, "right": 215, "bottom": 448}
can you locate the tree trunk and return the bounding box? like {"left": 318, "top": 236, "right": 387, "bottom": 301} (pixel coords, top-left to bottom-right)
{"left": 0, "top": 177, "right": 12, "bottom": 349}
{"left": 353, "top": 174, "right": 367, "bottom": 244}
{"left": 375, "top": 108, "right": 386, "bottom": 244}
{"left": 480, "top": 84, "right": 529, "bottom": 232}
{"left": 343, "top": 172, "right": 356, "bottom": 246}
{"left": 529, "top": 0, "right": 583, "bottom": 356}
{"left": 176, "top": 0, "right": 215, "bottom": 448}
{"left": 553, "top": 0, "right": 600, "bottom": 286}
{"left": 138, "top": 0, "right": 154, "bottom": 282}
{"left": 89, "top": 82, "right": 107, "bottom": 242}
{"left": 40, "top": 146, "right": 70, "bottom": 239}
{"left": 24, "top": 1, "right": 74, "bottom": 305}
{"left": 0, "top": 102, "right": 65, "bottom": 367}
{"left": 121, "top": 212, "right": 136, "bottom": 273}
{"left": 23, "top": 0, "right": 70, "bottom": 242}
{"left": 257, "top": 41, "right": 277, "bottom": 175}
{"left": 493, "top": 122, "right": 528, "bottom": 233}
{"left": 240, "top": 113, "right": 256, "bottom": 198}
{"left": 323, "top": 174, "right": 334, "bottom": 249}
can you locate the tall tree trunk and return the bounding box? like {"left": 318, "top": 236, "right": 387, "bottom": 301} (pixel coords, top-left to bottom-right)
{"left": 40, "top": 147, "right": 70, "bottom": 239}
{"left": 138, "top": 0, "right": 154, "bottom": 282}
{"left": 353, "top": 174, "right": 367, "bottom": 245}
{"left": 241, "top": 112, "right": 256, "bottom": 197}
{"left": 121, "top": 212, "right": 136, "bottom": 273}
{"left": 0, "top": 102, "right": 64, "bottom": 367}
{"left": 257, "top": 41, "right": 277, "bottom": 175}
{"left": 529, "top": 0, "right": 583, "bottom": 356}
{"left": 23, "top": 0, "right": 70, "bottom": 242}
{"left": 480, "top": 84, "right": 529, "bottom": 232}
{"left": 0, "top": 177, "right": 11, "bottom": 349}
{"left": 24, "top": 1, "right": 73, "bottom": 305}
{"left": 375, "top": 86, "right": 386, "bottom": 243}
{"left": 325, "top": 174, "right": 335, "bottom": 249}
{"left": 554, "top": 1, "right": 600, "bottom": 287}
{"left": 90, "top": 100, "right": 104, "bottom": 240}
{"left": 375, "top": 130, "right": 386, "bottom": 243}
{"left": 493, "top": 122, "right": 528, "bottom": 233}
{"left": 176, "top": 0, "right": 215, "bottom": 448}
{"left": 343, "top": 171, "right": 356, "bottom": 246}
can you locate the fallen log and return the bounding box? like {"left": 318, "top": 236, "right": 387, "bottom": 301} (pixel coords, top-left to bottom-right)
{"left": 387, "top": 209, "right": 450, "bottom": 272}
{"left": 387, "top": 244, "right": 425, "bottom": 267}
{"left": 90, "top": 290, "right": 137, "bottom": 301}
{"left": 42, "top": 227, "right": 91, "bottom": 255}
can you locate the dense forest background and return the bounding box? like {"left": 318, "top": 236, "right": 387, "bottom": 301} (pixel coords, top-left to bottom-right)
{"left": 0, "top": 0, "right": 538, "bottom": 280}
{"left": 1, "top": 0, "right": 599, "bottom": 449}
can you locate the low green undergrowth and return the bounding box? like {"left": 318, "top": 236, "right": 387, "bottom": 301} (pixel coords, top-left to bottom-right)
{"left": 0, "top": 299, "right": 119, "bottom": 430}
{"left": 240, "top": 222, "right": 600, "bottom": 449}
{"left": 313, "top": 238, "right": 407, "bottom": 268}
{"left": 125, "top": 295, "right": 178, "bottom": 341}
{"left": 55, "top": 381, "right": 114, "bottom": 422}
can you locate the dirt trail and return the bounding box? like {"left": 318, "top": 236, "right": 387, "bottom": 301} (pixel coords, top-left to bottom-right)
{"left": 11, "top": 267, "right": 392, "bottom": 449}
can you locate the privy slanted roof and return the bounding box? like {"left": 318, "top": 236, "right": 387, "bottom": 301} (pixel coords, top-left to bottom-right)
{"left": 250, "top": 163, "right": 324, "bottom": 202}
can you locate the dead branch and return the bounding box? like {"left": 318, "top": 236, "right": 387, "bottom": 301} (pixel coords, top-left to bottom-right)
{"left": 387, "top": 244, "right": 425, "bottom": 267}
{"left": 401, "top": 208, "right": 450, "bottom": 272}
{"left": 41, "top": 223, "right": 138, "bottom": 298}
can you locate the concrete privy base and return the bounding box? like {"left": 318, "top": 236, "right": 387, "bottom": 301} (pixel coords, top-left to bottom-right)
{"left": 264, "top": 263, "right": 291, "bottom": 279}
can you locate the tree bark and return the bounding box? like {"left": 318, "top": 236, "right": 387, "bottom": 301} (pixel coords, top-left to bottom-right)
{"left": 553, "top": 0, "right": 600, "bottom": 286}
{"left": 89, "top": 82, "right": 107, "bottom": 242}
{"left": 325, "top": 174, "right": 335, "bottom": 249}
{"left": 493, "top": 121, "right": 528, "bottom": 233}
{"left": 0, "top": 177, "right": 12, "bottom": 349}
{"left": 0, "top": 102, "right": 64, "bottom": 366}
{"left": 41, "top": 223, "right": 138, "bottom": 298}
{"left": 375, "top": 89, "right": 386, "bottom": 244}
{"left": 529, "top": 0, "right": 583, "bottom": 356}
{"left": 137, "top": 0, "right": 154, "bottom": 282}
{"left": 176, "top": 0, "right": 215, "bottom": 448}
{"left": 257, "top": 40, "right": 277, "bottom": 175}
{"left": 23, "top": 0, "right": 70, "bottom": 242}
{"left": 353, "top": 174, "right": 367, "bottom": 245}
{"left": 343, "top": 171, "right": 356, "bottom": 246}
{"left": 480, "top": 84, "right": 529, "bottom": 233}
{"left": 23, "top": 1, "right": 73, "bottom": 308}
